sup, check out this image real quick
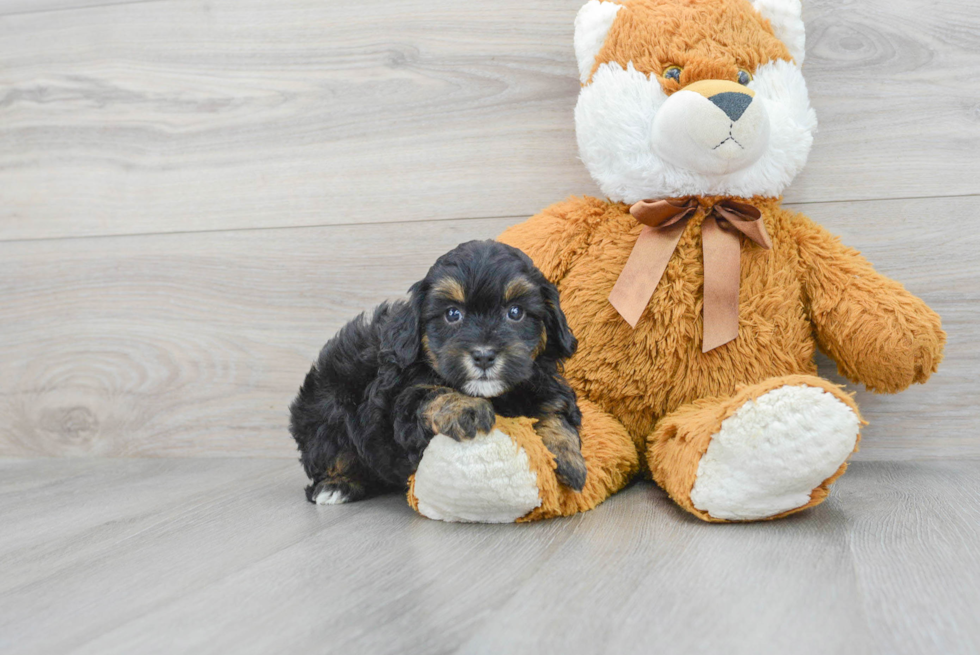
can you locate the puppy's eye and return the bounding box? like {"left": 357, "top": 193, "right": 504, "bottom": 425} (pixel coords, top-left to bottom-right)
{"left": 663, "top": 66, "right": 683, "bottom": 82}
{"left": 506, "top": 305, "right": 525, "bottom": 321}
{"left": 445, "top": 307, "right": 463, "bottom": 324}
{"left": 737, "top": 69, "right": 752, "bottom": 85}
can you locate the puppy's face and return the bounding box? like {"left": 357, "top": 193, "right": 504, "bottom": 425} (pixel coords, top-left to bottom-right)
{"left": 416, "top": 241, "right": 576, "bottom": 398}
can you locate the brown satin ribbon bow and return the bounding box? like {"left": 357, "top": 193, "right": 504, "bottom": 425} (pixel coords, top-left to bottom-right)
{"left": 608, "top": 197, "right": 772, "bottom": 353}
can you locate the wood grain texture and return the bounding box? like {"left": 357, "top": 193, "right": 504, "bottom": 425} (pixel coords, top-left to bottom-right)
{"left": 1, "top": 0, "right": 979, "bottom": 240}
{"left": 0, "top": 196, "right": 976, "bottom": 459}
{"left": 0, "top": 0, "right": 159, "bottom": 18}
{"left": 0, "top": 458, "right": 977, "bottom": 654}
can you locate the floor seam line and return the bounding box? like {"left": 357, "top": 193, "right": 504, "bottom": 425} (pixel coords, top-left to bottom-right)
{"left": 0, "top": 214, "right": 529, "bottom": 245}
{"left": 3, "top": 191, "right": 979, "bottom": 245}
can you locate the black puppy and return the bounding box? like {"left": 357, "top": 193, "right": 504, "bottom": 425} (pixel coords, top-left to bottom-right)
{"left": 289, "top": 239, "right": 585, "bottom": 505}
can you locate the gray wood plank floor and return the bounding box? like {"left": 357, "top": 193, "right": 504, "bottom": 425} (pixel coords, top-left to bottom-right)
{"left": 1, "top": 458, "right": 978, "bottom": 655}
{"left": 1, "top": 195, "right": 977, "bottom": 460}
{"left": 1, "top": 0, "right": 978, "bottom": 460}
{"left": 1, "top": 0, "right": 979, "bottom": 240}
{"left": 1, "top": 0, "right": 979, "bottom": 651}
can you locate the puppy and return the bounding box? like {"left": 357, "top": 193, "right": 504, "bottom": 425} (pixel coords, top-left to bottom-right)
{"left": 289, "top": 239, "right": 585, "bottom": 505}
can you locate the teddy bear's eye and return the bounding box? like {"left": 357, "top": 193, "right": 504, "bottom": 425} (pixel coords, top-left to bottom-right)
{"left": 663, "top": 66, "right": 683, "bottom": 82}
{"left": 737, "top": 69, "right": 752, "bottom": 85}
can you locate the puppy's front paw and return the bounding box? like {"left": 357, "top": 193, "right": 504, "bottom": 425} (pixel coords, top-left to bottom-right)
{"left": 536, "top": 414, "right": 587, "bottom": 492}
{"left": 554, "top": 449, "right": 587, "bottom": 492}
{"left": 428, "top": 392, "right": 496, "bottom": 441}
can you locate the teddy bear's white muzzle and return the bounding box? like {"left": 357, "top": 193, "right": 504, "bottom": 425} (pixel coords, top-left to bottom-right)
{"left": 652, "top": 88, "right": 770, "bottom": 176}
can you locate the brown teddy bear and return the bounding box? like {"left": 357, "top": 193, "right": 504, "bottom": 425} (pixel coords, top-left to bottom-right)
{"left": 406, "top": 0, "right": 945, "bottom": 523}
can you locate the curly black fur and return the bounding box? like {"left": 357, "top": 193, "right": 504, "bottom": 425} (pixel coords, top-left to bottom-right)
{"left": 289, "top": 240, "right": 584, "bottom": 504}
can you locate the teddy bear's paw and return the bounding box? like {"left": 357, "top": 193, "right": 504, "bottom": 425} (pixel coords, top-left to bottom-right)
{"left": 412, "top": 430, "right": 542, "bottom": 523}
{"left": 690, "top": 385, "right": 860, "bottom": 521}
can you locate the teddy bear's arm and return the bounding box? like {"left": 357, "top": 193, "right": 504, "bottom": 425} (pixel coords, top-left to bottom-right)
{"left": 498, "top": 196, "right": 605, "bottom": 283}
{"left": 792, "top": 215, "right": 946, "bottom": 393}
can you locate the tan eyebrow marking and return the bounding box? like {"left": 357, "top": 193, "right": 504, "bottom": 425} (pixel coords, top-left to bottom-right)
{"left": 432, "top": 277, "right": 465, "bottom": 303}
{"left": 504, "top": 276, "right": 535, "bottom": 302}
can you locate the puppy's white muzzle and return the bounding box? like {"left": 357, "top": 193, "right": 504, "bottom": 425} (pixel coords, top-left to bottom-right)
{"left": 652, "top": 80, "right": 770, "bottom": 176}
{"left": 462, "top": 353, "right": 507, "bottom": 398}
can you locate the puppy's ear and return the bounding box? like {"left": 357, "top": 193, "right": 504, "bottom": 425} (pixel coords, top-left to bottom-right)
{"left": 380, "top": 281, "right": 425, "bottom": 368}
{"left": 541, "top": 281, "right": 577, "bottom": 360}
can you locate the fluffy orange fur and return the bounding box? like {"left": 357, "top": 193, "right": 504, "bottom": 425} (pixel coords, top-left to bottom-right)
{"left": 588, "top": 0, "right": 792, "bottom": 88}
{"left": 408, "top": 0, "right": 945, "bottom": 523}
{"left": 495, "top": 196, "right": 944, "bottom": 521}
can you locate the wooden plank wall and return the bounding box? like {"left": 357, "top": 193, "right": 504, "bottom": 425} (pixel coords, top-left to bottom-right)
{"left": 1, "top": 0, "right": 977, "bottom": 459}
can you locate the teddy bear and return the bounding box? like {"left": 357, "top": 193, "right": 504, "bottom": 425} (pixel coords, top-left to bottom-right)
{"left": 405, "top": 0, "right": 946, "bottom": 523}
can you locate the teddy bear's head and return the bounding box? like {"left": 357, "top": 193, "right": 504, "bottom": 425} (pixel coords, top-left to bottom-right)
{"left": 574, "top": 0, "right": 816, "bottom": 201}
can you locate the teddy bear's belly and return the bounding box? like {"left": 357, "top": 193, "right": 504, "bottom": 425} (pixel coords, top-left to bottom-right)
{"left": 559, "top": 238, "right": 817, "bottom": 439}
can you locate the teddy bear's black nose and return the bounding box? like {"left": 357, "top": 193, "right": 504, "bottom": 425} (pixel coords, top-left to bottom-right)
{"left": 709, "top": 92, "right": 753, "bottom": 122}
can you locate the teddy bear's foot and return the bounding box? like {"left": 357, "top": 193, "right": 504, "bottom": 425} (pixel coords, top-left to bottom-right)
{"left": 410, "top": 428, "right": 543, "bottom": 523}
{"left": 408, "top": 401, "right": 639, "bottom": 523}
{"left": 649, "top": 375, "right": 863, "bottom": 522}
{"left": 689, "top": 385, "right": 861, "bottom": 520}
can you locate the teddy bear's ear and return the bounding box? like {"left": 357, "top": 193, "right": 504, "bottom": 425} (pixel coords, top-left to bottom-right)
{"left": 751, "top": 0, "right": 806, "bottom": 65}
{"left": 574, "top": 1, "right": 623, "bottom": 84}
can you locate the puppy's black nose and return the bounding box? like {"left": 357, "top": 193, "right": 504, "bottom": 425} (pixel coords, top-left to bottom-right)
{"left": 709, "top": 92, "right": 752, "bottom": 122}
{"left": 470, "top": 348, "right": 497, "bottom": 371}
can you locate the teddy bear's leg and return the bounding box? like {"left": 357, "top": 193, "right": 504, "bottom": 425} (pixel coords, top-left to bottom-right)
{"left": 647, "top": 375, "right": 863, "bottom": 522}
{"left": 407, "top": 399, "right": 639, "bottom": 523}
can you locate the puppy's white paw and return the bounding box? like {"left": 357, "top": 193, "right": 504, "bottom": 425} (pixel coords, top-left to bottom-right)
{"left": 314, "top": 488, "right": 349, "bottom": 505}
{"left": 690, "top": 385, "right": 860, "bottom": 521}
